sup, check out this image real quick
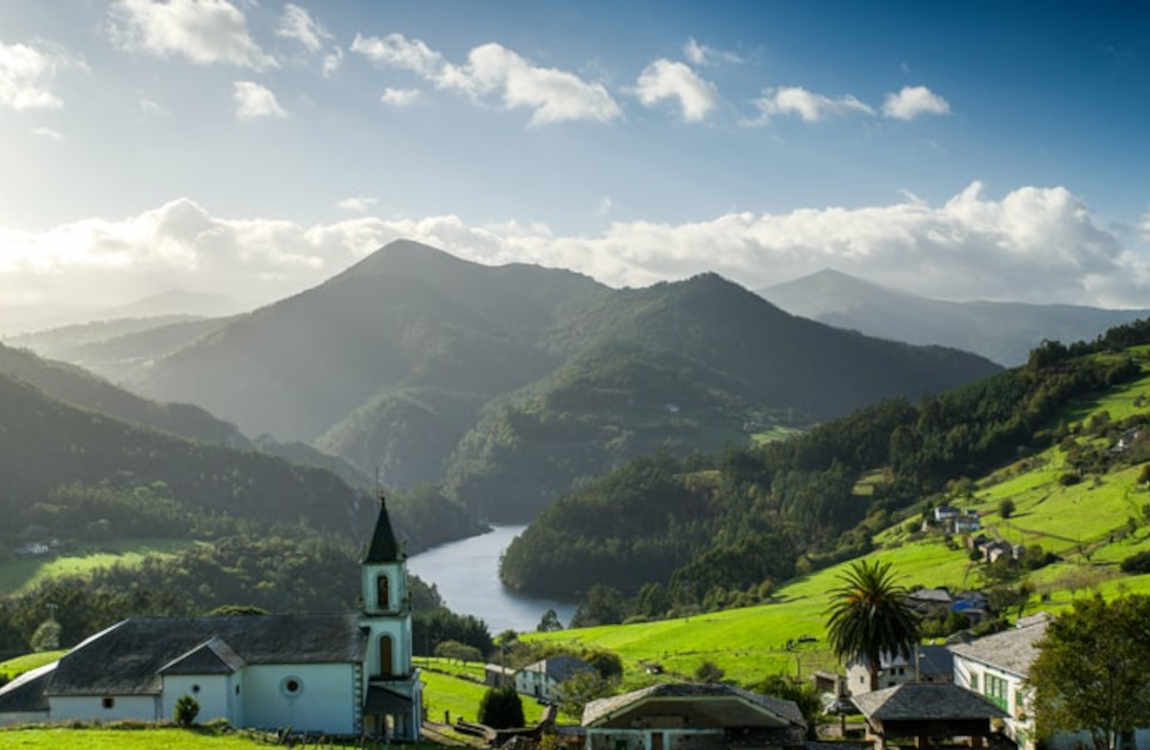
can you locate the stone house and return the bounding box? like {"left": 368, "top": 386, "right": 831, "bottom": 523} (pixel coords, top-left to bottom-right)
{"left": 582, "top": 683, "right": 806, "bottom": 750}
{"left": 516, "top": 656, "right": 595, "bottom": 703}
{"left": 846, "top": 646, "right": 954, "bottom": 695}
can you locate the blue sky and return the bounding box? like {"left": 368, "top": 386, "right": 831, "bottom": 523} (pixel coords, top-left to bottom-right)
{"left": 1, "top": 0, "right": 1148, "bottom": 317}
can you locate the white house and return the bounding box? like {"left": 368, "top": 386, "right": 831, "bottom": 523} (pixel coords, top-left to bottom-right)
{"left": 582, "top": 683, "right": 806, "bottom": 750}
{"left": 846, "top": 645, "right": 954, "bottom": 695}
{"left": 515, "top": 656, "right": 595, "bottom": 703}
{"left": 0, "top": 500, "right": 422, "bottom": 739}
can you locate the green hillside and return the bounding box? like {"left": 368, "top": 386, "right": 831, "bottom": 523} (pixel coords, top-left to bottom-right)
{"left": 523, "top": 347, "right": 1150, "bottom": 684}
{"left": 133, "top": 241, "right": 998, "bottom": 521}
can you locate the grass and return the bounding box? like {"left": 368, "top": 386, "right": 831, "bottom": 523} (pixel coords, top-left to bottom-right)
{"left": 0, "top": 539, "right": 198, "bottom": 594}
{"left": 0, "top": 728, "right": 447, "bottom": 749}
{"left": 415, "top": 658, "right": 579, "bottom": 725}
{"left": 526, "top": 359, "right": 1150, "bottom": 687}
{"left": 0, "top": 651, "right": 66, "bottom": 679}
{"left": 750, "top": 426, "right": 803, "bottom": 445}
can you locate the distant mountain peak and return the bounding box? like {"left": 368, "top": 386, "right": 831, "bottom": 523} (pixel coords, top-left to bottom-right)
{"left": 332, "top": 239, "right": 480, "bottom": 282}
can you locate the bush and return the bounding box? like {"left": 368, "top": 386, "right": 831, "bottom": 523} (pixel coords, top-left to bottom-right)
{"left": 1120, "top": 550, "right": 1150, "bottom": 574}
{"left": 999, "top": 498, "right": 1016, "bottom": 519}
{"left": 694, "top": 661, "right": 725, "bottom": 683}
{"left": 29, "top": 618, "right": 61, "bottom": 652}
{"left": 434, "top": 640, "right": 483, "bottom": 663}
{"left": 1059, "top": 472, "right": 1082, "bottom": 486}
{"left": 478, "top": 685, "right": 525, "bottom": 729}
{"left": 584, "top": 649, "right": 623, "bottom": 680}
{"left": 174, "top": 694, "right": 200, "bottom": 727}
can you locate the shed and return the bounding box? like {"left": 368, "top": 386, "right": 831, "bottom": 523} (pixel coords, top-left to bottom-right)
{"left": 852, "top": 682, "right": 1007, "bottom": 749}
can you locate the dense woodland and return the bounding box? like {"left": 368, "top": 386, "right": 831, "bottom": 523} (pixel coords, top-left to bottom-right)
{"left": 502, "top": 320, "right": 1150, "bottom": 622}
{"left": 0, "top": 534, "right": 491, "bottom": 658}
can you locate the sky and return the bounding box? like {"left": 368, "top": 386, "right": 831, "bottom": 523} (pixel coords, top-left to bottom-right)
{"left": 1, "top": 0, "right": 1149, "bottom": 320}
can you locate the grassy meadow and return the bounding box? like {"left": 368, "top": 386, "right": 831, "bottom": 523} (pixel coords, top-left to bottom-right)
{"left": 0, "top": 651, "right": 65, "bottom": 679}
{"left": 525, "top": 360, "right": 1150, "bottom": 686}
{"left": 0, "top": 539, "right": 197, "bottom": 594}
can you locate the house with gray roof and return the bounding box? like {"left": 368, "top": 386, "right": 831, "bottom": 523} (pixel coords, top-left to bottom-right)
{"left": 846, "top": 645, "right": 954, "bottom": 695}
{"left": 582, "top": 682, "right": 806, "bottom": 750}
{"left": 851, "top": 682, "right": 1007, "bottom": 749}
{"left": 0, "top": 501, "right": 423, "bottom": 739}
{"left": 516, "top": 655, "right": 596, "bottom": 703}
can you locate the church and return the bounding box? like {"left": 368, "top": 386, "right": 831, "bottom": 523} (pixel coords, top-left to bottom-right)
{"left": 0, "top": 501, "right": 423, "bottom": 739}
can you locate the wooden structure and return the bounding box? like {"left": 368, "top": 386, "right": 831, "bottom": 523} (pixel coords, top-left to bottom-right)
{"left": 851, "top": 683, "right": 1008, "bottom": 749}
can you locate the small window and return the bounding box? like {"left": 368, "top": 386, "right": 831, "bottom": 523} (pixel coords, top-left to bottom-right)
{"left": 280, "top": 676, "right": 304, "bottom": 697}
{"left": 235, "top": 684, "right": 241, "bottom": 695}
{"left": 191, "top": 684, "right": 201, "bottom": 694}
{"left": 102, "top": 697, "right": 115, "bottom": 710}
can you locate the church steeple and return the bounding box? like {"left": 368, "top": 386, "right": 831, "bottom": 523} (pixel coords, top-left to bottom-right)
{"left": 363, "top": 496, "right": 402, "bottom": 564}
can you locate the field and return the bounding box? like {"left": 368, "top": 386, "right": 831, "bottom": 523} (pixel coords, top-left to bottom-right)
{"left": 525, "top": 359, "right": 1150, "bottom": 686}
{"left": 414, "top": 658, "right": 577, "bottom": 725}
{"left": 0, "top": 728, "right": 446, "bottom": 749}
{"left": 0, "top": 651, "right": 65, "bottom": 679}
{"left": 0, "top": 539, "right": 197, "bottom": 594}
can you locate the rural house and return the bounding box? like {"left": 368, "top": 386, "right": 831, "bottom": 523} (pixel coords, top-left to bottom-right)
{"left": 846, "top": 646, "right": 954, "bottom": 695}
{"left": 0, "top": 501, "right": 423, "bottom": 739}
{"left": 516, "top": 656, "right": 595, "bottom": 703}
{"left": 581, "top": 682, "right": 806, "bottom": 750}
{"left": 851, "top": 682, "right": 1007, "bottom": 749}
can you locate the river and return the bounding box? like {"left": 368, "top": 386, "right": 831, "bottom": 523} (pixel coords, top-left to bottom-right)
{"left": 407, "top": 524, "right": 577, "bottom": 634}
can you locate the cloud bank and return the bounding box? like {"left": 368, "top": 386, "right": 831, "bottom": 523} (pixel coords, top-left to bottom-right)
{"left": 351, "top": 33, "right": 619, "bottom": 125}
{"left": 2, "top": 183, "right": 1147, "bottom": 315}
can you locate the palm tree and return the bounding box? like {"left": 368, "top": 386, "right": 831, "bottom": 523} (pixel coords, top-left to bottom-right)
{"left": 825, "top": 560, "right": 920, "bottom": 692}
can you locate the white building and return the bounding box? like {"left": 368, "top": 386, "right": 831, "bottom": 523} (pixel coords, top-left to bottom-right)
{"left": 0, "top": 500, "right": 422, "bottom": 739}
{"left": 515, "top": 656, "right": 595, "bottom": 703}
{"left": 846, "top": 645, "right": 954, "bottom": 695}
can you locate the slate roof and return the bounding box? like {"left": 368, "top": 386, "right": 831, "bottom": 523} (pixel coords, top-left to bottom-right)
{"left": 364, "top": 498, "right": 401, "bottom": 563}
{"left": 908, "top": 588, "right": 953, "bottom": 604}
{"left": 49, "top": 614, "right": 368, "bottom": 696}
{"left": 948, "top": 618, "right": 1049, "bottom": 678}
{"left": 522, "top": 655, "right": 595, "bottom": 683}
{"left": 582, "top": 683, "right": 806, "bottom": 728}
{"left": 851, "top": 683, "right": 1008, "bottom": 721}
{"left": 0, "top": 660, "right": 57, "bottom": 712}
{"left": 158, "top": 636, "right": 246, "bottom": 675}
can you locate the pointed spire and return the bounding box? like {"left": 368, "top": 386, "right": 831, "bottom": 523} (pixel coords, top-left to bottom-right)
{"left": 363, "top": 495, "right": 401, "bottom": 563}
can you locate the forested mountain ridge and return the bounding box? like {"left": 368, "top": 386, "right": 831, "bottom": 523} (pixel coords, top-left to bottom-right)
{"left": 501, "top": 319, "right": 1150, "bottom": 603}
{"left": 762, "top": 269, "right": 1150, "bottom": 366}
{"left": 130, "top": 240, "right": 999, "bottom": 521}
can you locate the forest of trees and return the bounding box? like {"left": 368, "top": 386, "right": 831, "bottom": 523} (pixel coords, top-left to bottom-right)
{"left": 502, "top": 320, "right": 1150, "bottom": 620}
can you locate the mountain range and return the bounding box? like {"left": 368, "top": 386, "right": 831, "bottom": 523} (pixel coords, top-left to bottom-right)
{"left": 761, "top": 269, "right": 1150, "bottom": 366}
{"left": 116, "top": 240, "right": 999, "bottom": 520}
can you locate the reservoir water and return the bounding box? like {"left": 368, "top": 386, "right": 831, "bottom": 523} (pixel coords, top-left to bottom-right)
{"left": 407, "top": 524, "right": 578, "bottom": 634}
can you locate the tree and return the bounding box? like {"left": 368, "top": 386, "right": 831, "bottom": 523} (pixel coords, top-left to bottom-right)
{"left": 825, "top": 560, "right": 919, "bottom": 692}
{"left": 999, "top": 498, "right": 1016, "bottom": 519}
{"left": 584, "top": 649, "right": 623, "bottom": 680}
{"left": 174, "top": 694, "right": 200, "bottom": 727}
{"left": 693, "top": 661, "right": 725, "bottom": 683}
{"left": 570, "top": 585, "right": 626, "bottom": 628}
{"left": 1030, "top": 595, "right": 1150, "bottom": 750}
{"left": 752, "top": 674, "right": 822, "bottom": 739}
{"left": 434, "top": 640, "right": 483, "bottom": 663}
{"left": 478, "top": 684, "right": 525, "bottom": 729}
{"left": 557, "top": 670, "right": 614, "bottom": 718}
{"left": 537, "top": 609, "right": 563, "bottom": 632}
{"left": 29, "top": 618, "right": 61, "bottom": 652}
{"left": 207, "top": 604, "right": 270, "bottom": 616}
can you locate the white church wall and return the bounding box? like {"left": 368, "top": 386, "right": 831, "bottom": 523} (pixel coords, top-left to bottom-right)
{"left": 361, "top": 563, "right": 408, "bottom": 614}
{"left": 49, "top": 695, "right": 160, "bottom": 722}
{"left": 0, "top": 710, "right": 48, "bottom": 726}
{"left": 161, "top": 674, "right": 230, "bottom": 724}
{"left": 361, "top": 618, "right": 411, "bottom": 681}
{"left": 228, "top": 673, "right": 244, "bottom": 727}
{"left": 241, "top": 664, "right": 355, "bottom": 735}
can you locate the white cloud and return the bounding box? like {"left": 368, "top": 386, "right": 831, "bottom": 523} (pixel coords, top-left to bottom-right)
{"left": 596, "top": 196, "right": 613, "bottom": 217}
{"left": 31, "top": 126, "right": 63, "bottom": 141}
{"left": 0, "top": 40, "right": 80, "bottom": 111}
{"left": 337, "top": 196, "right": 378, "bottom": 213}
{"left": 139, "top": 97, "right": 170, "bottom": 116}
{"left": 380, "top": 87, "right": 420, "bottom": 107}
{"left": 351, "top": 33, "right": 620, "bottom": 126}
{"left": 633, "top": 59, "right": 717, "bottom": 122}
{"left": 108, "top": 0, "right": 277, "bottom": 70}
{"left": 746, "top": 86, "right": 873, "bottom": 125}
{"left": 882, "top": 85, "right": 950, "bottom": 120}
{"left": 683, "top": 37, "right": 743, "bottom": 66}
{"left": 1140, "top": 207, "right": 1150, "bottom": 243}
{"left": 321, "top": 46, "right": 343, "bottom": 77}
{"left": 232, "top": 81, "right": 287, "bottom": 119}
{"left": 276, "top": 3, "right": 331, "bottom": 53}
{"left": 2, "top": 183, "right": 1146, "bottom": 313}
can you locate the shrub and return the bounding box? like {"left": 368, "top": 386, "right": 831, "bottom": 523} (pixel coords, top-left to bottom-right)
{"left": 1120, "top": 550, "right": 1150, "bottom": 574}
{"left": 434, "top": 640, "right": 483, "bottom": 663}
{"left": 478, "top": 685, "right": 525, "bottom": 729}
{"left": 999, "top": 498, "right": 1016, "bottom": 519}
{"left": 1059, "top": 472, "right": 1082, "bottom": 486}
{"left": 29, "top": 618, "right": 61, "bottom": 652}
{"left": 174, "top": 695, "right": 200, "bottom": 727}
{"left": 694, "top": 661, "right": 725, "bottom": 683}
{"left": 584, "top": 649, "right": 623, "bottom": 680}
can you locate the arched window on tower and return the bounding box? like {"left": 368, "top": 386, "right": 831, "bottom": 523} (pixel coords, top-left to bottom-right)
{"left": 379, "top": 635, "right": 394, "bottom": 677}
{"left": 377, "top": 574, "right": 389, "bottom": 611}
